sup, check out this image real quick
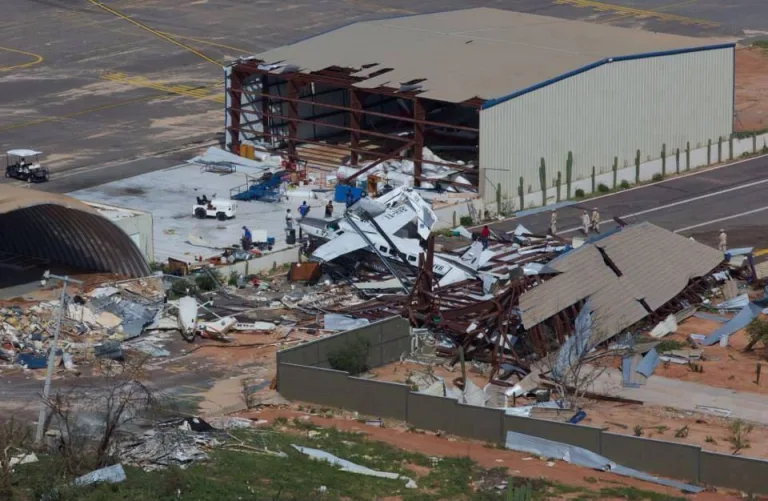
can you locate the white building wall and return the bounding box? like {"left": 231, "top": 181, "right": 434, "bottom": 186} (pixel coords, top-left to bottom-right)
{"left": 479, "top": 47, "right": 734, "bottom": 207}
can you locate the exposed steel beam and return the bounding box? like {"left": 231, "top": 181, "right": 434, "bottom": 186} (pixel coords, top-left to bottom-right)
{"left": 227, "top": 70, "right": 243, "bottom": 153}
{"left": 350, "top": 89, "right": 362, "bottom": 166}
{"left": 227, "top": 87, "right": 480, "bottom": 132}
{"left": 413, "top": 98, "right": 425, "bottom": 188}
{"left": 342, "top": 141, "right": 414, "bottom": 184}
{"left": 232, "top": 107, "right": 412, "bottom": 143}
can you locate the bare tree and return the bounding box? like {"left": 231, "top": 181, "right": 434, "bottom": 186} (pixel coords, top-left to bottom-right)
{"left": 0, "top": 417, "right": 33, "bottom": 496}
{"left": 42, "top": 354, "right": 159, "bottom": 473}
{"left": 538, "top": 304, "right": 627, "bottom": 409}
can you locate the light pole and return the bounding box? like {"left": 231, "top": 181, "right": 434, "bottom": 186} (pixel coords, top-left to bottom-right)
{"left": 35, "top": 270, "right": 84, "bottom": 443}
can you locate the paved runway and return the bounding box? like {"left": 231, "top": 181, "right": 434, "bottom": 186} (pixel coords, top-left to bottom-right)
{"left": 1, "top": 0, "right": 763, "bottom": 185}
{"left": 491, "top": 153, "right": 768, "bottom": 250}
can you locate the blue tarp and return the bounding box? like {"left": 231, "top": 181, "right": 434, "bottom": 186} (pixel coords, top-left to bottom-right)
{"left": 698, "top": 302, "right": 763, "bottom": 346}
{"left": 635, "top": 348, "right": 660, "bottom": 378}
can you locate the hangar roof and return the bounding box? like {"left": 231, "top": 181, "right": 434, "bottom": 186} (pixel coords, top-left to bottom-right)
{"left": 519, "top": 222, "right": 723, "bottom": 345}
{"left": 248, "top": 8, "right": 729, "bottom": 105}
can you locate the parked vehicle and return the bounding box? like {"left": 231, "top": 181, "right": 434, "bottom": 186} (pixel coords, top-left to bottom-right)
{"left": 193, "top": 195, "right": 237, "bottom": 220}
{"left": 5, "top": 149, "right": 49, "bottom": 183}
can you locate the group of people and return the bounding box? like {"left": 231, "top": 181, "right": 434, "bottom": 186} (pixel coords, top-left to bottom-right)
{"left": 548, "top": 208, "right": 601, "bottom": 236}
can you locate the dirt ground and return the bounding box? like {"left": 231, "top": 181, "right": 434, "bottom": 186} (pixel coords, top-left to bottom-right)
{"left": 656, "top": 316, "right": 768, "bottom": 395}
{"left": 251, "top": 408, "right": 748, "bottom": 500}
{"left": 574, "top": 400, "right": 768, "bottom": 458}
{"left": 735, "top": 47, "right": 768, "bottom": 132}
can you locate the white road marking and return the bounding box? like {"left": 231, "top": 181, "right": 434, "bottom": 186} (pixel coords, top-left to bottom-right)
{"left": 552, "top": 177, "right": 768, "bottom": 235}
{"left": 673, "top": 206, "right": 768, "bottom": 233}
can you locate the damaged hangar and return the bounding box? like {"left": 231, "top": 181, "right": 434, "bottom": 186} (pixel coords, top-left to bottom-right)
{"left": 0, "top": 186, "right": 150, "bottom": 280}
{"left": 224, "top": 7, "right": 734, "bottom": 203}
{"left": 334, "top": 223, "right": 726, "bottom": 374}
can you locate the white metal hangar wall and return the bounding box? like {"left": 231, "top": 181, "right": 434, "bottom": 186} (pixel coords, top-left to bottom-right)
{"left": 479, "top": 44, "right": 734, "bottom": 205}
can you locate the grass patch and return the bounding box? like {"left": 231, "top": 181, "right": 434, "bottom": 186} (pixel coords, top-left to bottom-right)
{"left": 656, "top": 340, "right": 684, "bottom": 353}
{"left": 753, "top": 40, "right": 768, "bottom": 51}
{"left": 12, "top": 424, "right": 564, "bottom": 501}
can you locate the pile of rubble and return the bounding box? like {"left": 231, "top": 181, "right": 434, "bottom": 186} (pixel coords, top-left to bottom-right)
{"left": 0, "top": 277, "right": 166, "bottom": 372}
{"left": 290, "top": 187, "right": 759, "bottom": 388}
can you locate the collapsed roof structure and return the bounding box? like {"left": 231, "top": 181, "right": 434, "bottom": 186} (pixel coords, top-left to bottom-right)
{"left": 319, "top": 219, "right": 726, "bottom": 375}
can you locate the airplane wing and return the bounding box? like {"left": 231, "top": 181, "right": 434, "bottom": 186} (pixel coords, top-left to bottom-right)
{"left": 403, "top": 191, "right": 437, "bottom": 240}
{"left": 311, "top": 232, "right": 368, "bottom": 262}
{"left": 371, "top": 203, "right": 417, "bottom": 235}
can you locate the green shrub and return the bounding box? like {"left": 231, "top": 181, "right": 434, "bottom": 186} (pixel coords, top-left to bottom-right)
{"left": 194, "top": 269, "right": 223, "bottom": 291}
{"left": 328, "top": 337, "right": 371, "bottom": 376}
{"left": 574, "top": 188, "right": 585, "bottom": 198}
{"left": 597, "top": 183, "right": 610, "bottom": 193}
{"left": 459, "top": 215, "right": 473, "bottom": 226}
{"left": 656, "top": 340, "right": 683, "bottom": 353}
{"left": 619, "top": 179, "right": 630, "bottom": 190}
{"left": 652, "top": 173, "right": 663, "bottom": 182}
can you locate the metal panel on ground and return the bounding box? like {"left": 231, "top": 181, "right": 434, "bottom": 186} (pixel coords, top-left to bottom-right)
{"left": 699, "top": 451, "right": 768, "bottom": 494}
{"left": 600, "top": 432, "right": 700, "bottom": 482}
{"left": 504, "top": 415, "right": 602, "bottom": 453}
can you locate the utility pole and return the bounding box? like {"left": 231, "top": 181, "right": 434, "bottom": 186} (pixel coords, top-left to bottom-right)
{"left": 35, "top": 271, "right": 83, "bottom": 443}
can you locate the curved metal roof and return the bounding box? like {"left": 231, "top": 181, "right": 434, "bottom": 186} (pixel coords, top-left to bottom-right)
{"left": 0, "top": 186, "right": 150, "bottom": 277}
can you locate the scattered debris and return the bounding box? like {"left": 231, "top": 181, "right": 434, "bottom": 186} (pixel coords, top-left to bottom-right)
{"left": 292, "top": 444, "right": 417, "bottom": 488}
{"left": 73, "top": 464, "right": 126, "bottom": 486}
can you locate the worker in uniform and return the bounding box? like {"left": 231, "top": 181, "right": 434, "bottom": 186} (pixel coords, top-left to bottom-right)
{"left": 718, "top": 229, "right": 728, "bottom": 253}
{"left": 590, "top": 208, "right": 601, "bottom": 234}
{"left": 241, "top": 226, "right": 252, "bottom": 251}
{"left": 480, "top": 225, "right": 491, "bottom": 250}
{"left": 549, "top": 210, "right": 557, "bottom": 236}
{"left": 325, "top": 200, "right": 334, "bottom": 218}
{"left": 298, "top": 201, "right": 309, "bottom": 219}
{"left": 581, "top": 210, "right": 590, "bottom": 236}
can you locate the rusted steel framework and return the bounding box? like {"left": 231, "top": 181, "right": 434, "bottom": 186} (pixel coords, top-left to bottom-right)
{"left": 226, "top": 61, "right": 480, "bottom": 186}
{"left": 325, "top": 230, "right": 727, "bottom": 380}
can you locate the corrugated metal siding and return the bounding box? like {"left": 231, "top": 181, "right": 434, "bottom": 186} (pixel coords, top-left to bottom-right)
{"left": 479, "top": 47, "right": 734, "bottom": 204}
{"left": 519, "top": 223, "right": 723, "bottom": 344}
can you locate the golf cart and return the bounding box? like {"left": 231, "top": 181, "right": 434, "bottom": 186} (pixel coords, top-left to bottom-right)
{"left": 193, "top": 194, "right": 237, "bottom": 220}
{"left": 5, "top": 149, "right": 49, "bottom": 183}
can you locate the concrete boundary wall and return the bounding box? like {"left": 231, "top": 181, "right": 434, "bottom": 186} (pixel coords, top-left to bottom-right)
{"left": 276, "top": 321, "right": 768, "bottom": 494}
{"left": 601, "top": 432, "right": 700, "bottom": 482}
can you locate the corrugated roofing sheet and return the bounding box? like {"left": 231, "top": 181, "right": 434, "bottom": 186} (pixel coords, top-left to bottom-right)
{"left": 519, "top": 223, "right": 723, "bottom": 344}
{"left": 247, "top": 8, "right": 725, "bottom": 103}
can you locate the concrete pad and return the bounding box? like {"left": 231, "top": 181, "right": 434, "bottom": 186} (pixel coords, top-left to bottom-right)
{"left": 70, "top": 162, "right": 332, "bottom": 263}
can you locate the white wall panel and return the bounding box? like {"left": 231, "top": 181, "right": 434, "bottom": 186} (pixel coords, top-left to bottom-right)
{"left": 479, "top": 47, "right": 734, "bottom": 206}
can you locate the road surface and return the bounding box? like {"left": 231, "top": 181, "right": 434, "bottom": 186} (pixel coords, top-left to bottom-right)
{"left": 594, "top": 368, "right": 768, "bottom": 424}
{"left": 491, "top": 153, "right": 768, "bottom": 251}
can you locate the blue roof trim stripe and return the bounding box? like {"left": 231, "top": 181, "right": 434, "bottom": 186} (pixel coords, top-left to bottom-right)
{"left": 481, "top": 43, "right": 736, "bottom": 110}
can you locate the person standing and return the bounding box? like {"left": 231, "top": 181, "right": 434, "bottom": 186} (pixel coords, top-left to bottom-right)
{"left": 285, "top": 209, "right": 294, "bottom": 233}
{"left": 590, "top": 208, "right": 601, "bottom": 234}
{"left": 718, "top": 229, "right": 727, "bottom": 253}
{"left": 480, "top": 225, "right": 491, "bottom": 250}
{"left": 298, "top": 201, "right": 309, "bottom": 219}
{"left": 325, "top": 200, "right": 334, "bottom": 218}
{"left": 581, "top": 210, "right": 590, "bottom": 236}
{"left": 549, "top": 210, "right": 557, "bottom": 236}
{"left": 241, "top": 226, "right": 252, "bottom": 250}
